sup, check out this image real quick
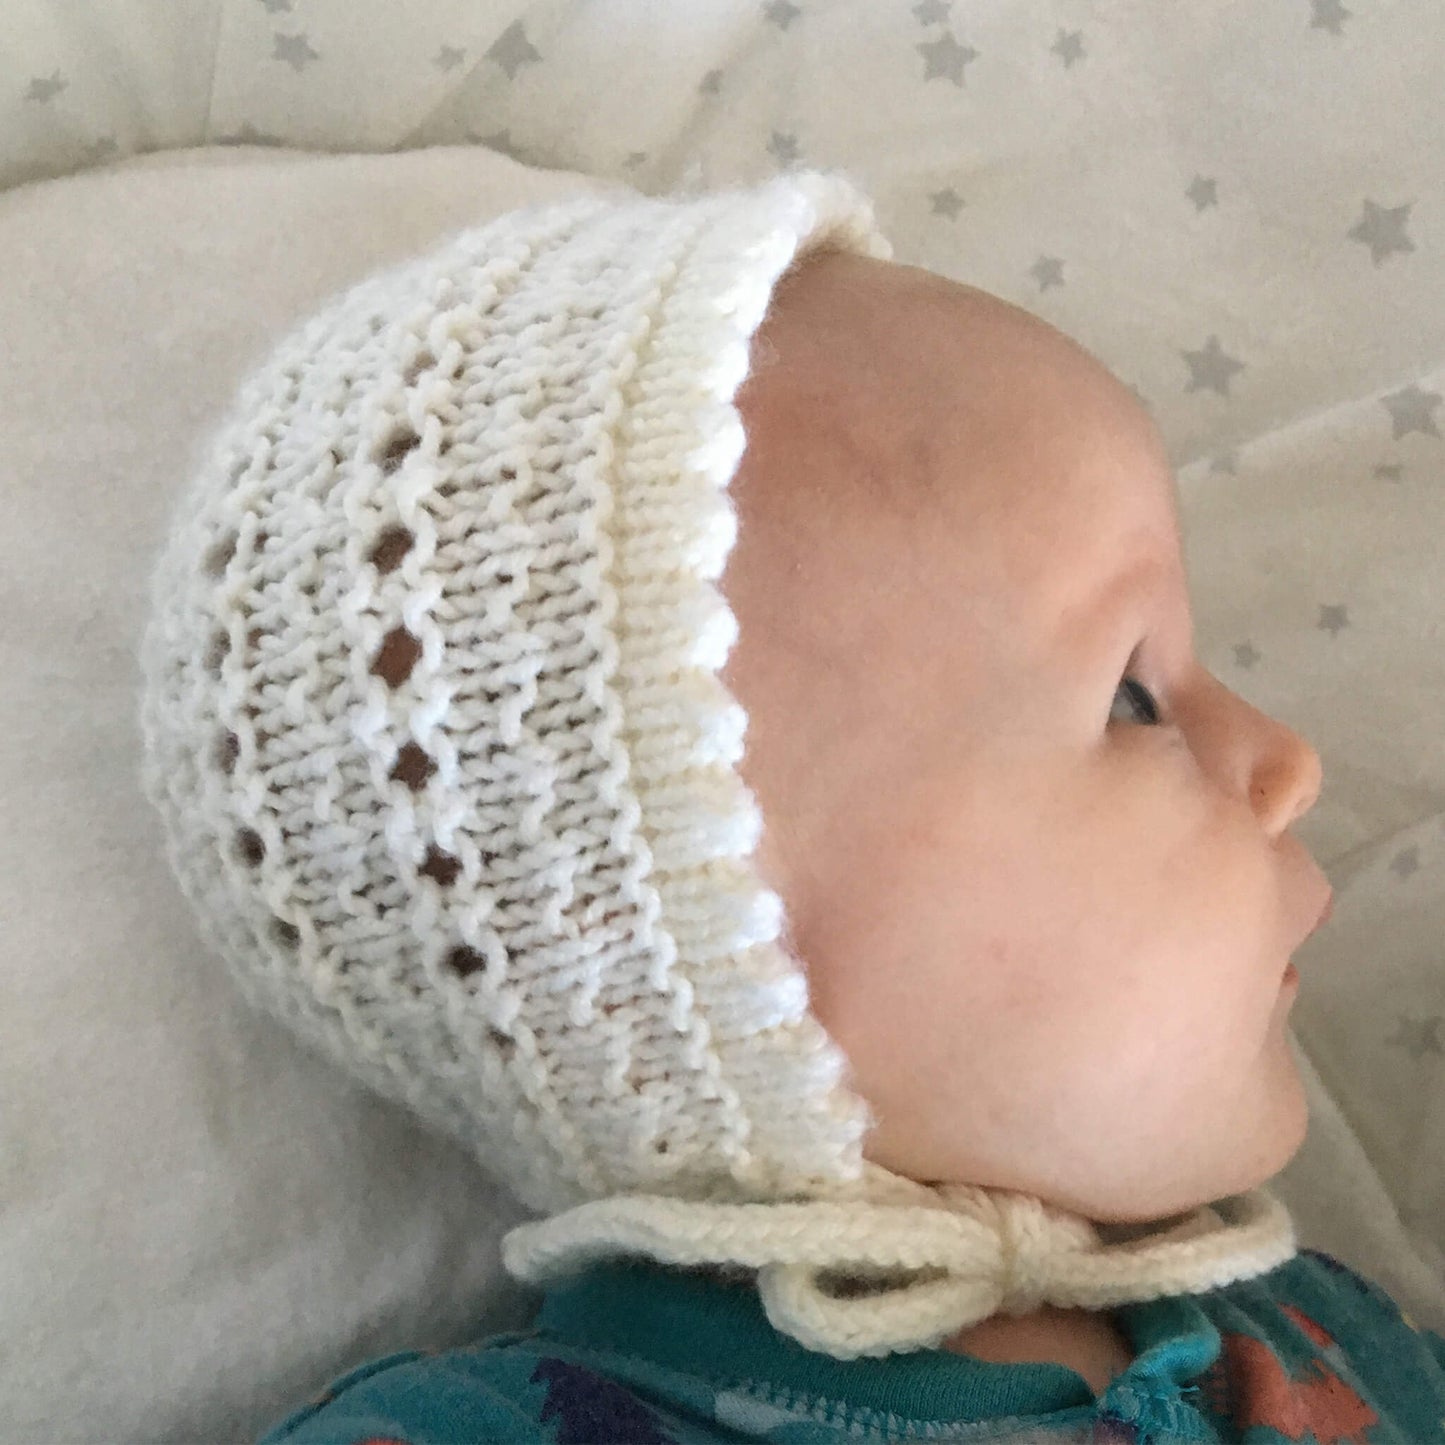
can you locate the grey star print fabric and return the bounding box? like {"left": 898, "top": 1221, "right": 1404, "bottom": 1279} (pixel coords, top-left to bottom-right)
{"left": 1, "top": 4, "right": 1443, "bottom": 1443}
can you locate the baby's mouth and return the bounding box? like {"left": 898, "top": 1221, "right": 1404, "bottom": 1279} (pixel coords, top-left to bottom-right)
{"left": 1284, "top": 889, "right": 1333, "bottom": 986}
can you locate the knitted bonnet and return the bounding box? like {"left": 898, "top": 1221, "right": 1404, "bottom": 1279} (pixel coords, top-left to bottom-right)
{"left": 138, "top": 166, "right": 1297, "bottom": 1361}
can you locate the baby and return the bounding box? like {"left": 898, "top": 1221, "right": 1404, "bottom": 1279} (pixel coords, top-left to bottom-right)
{"left": 722, "top": 243, "right": 1329, "bottom": 1391}
{"left": 137, "top": 169, "right": 1445, "bottom": 1442}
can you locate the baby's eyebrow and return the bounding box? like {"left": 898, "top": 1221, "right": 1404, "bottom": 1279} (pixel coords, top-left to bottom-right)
{"left": 1069, "top": 554, "right": 1166, "bottom": 654}
{"left": 1086, "top": 547, "right": 1199, "bottom": 671}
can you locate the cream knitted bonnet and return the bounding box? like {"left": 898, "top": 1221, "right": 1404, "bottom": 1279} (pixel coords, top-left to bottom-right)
{"left": 137, "top": 166, "right": 1297, "bottom": 1361}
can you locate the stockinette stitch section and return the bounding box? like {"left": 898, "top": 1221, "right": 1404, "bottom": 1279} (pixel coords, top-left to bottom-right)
{"left": 139, "top": 170, "right": 892, "bottom": 1220}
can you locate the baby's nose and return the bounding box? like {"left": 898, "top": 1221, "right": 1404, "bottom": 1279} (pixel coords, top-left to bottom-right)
{"left": 1251, "top": 715, "right": 1323, "bottom": 836}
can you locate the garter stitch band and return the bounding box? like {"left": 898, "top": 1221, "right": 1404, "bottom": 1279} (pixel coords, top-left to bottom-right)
{"left": 138, "top": 166, "right": 1298, "bottom": 1360}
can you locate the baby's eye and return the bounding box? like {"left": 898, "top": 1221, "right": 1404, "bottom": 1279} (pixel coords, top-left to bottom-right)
{"left": 1110, "top": 675, "right": 1162, "bottom": 726}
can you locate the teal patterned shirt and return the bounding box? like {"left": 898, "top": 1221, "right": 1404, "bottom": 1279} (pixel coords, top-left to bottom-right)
{"left": 260, "top": 1249, "right": 1445, "bottom": 1443}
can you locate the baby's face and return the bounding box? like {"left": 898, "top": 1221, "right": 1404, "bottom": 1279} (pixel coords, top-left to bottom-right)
{"left": 720, "top": 251, "right": 1332, "bottom": 1225}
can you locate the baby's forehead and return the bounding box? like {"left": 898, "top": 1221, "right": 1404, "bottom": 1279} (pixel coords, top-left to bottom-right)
{"left": 740, "top": 252, "right": 1181, "bottom": 613}
{"left": 783, "top": 256, "right": 1168, "bottom": 521}
{"left": 886, "top": 268, "right": 1155, "bottom": 448}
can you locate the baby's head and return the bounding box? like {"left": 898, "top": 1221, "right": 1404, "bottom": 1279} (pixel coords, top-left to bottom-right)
{"left": 720, "top": 246, "right": 1331, "bottom": 1225}
{"left": 139, "top": 170, "right": 1325, "bottom": 1356}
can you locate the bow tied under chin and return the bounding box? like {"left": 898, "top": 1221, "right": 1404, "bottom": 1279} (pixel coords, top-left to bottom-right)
{"left": 501, "top": 1165, "right": 1298, "bottom": 1360}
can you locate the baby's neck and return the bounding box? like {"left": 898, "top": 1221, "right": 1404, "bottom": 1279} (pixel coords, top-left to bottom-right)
{"left": 942, "top": 1305, "right": 1136, "bottom": 1400}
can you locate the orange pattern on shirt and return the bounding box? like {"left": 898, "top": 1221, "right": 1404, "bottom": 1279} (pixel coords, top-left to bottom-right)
{"left": 1194, "top": 1305, "right": 1379, "bottom": 1444}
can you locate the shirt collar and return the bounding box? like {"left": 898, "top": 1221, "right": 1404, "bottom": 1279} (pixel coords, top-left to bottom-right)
{"left": 532, "top": 1258, "right": 1223, "bottom": 1422}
